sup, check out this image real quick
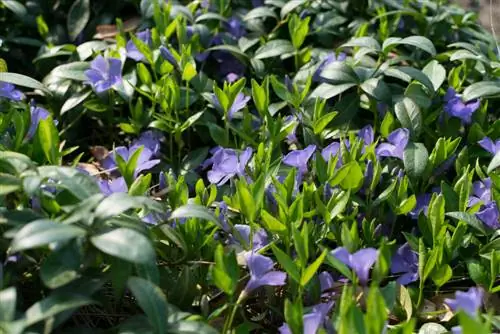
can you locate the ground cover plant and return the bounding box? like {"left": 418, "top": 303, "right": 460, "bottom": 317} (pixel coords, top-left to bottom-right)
{"left": 1, "top": 0, "right": 500, "bottom": 333}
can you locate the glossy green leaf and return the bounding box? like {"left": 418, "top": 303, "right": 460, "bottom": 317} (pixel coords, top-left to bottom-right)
{"left": 91, "top": 228, "right": 155, "bottom": 264}
{"left": 10, "top": 219, "right": 86, "bottom": 252}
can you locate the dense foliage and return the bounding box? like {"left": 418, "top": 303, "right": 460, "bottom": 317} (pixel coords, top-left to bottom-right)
{"left": 1, "top": 0, "right": 500, "bottom": 333}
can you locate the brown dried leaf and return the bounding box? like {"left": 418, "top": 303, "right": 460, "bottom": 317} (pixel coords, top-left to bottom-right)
{"left": 93, "top": 17, "right": 141, "bottom": 39}
{"left": 90, "top": 145, "right": 109, "bottom": 161}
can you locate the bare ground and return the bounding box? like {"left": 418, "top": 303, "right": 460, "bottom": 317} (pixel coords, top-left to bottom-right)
{"left": 455, "top": 0, "right": 500, "bottom": 39}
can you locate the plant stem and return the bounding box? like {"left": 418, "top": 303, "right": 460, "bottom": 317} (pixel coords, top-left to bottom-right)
{"left": 222, "top": 300, "right": 240, "bottom": 333}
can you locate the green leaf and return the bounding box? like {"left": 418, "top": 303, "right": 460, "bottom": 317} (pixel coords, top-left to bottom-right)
{"left": 129, "top": 174, "right": 152, "bottom": 196}
{"left": 50, "top": 62, "right": 90, "bottom": 81}
{"left": 169, "top": 204, "right": 220, "bottom": 227}
{"left": 310, "top": 83, "right": 357, "bottom": 100}
{"left": 319, "top": 62, "right": 359, "bottom": 84}
{"left": 91, "top": 228, "right": 155, "bottom": 264}
{"left": 405, "top": 82, "right": 432, "bottom": 109}
{"left": 446, "top": 212, "right": 488, "bottom": 235}
{"left": 396, "top": 195, "right": 417, "bottom": 215}
{"left": 0, "top": 173, "right": 21, "bottom": 195}
{"left": 342, "top": 37, "right": 381, "bottom": 51}
{"left": 212, "top": 245, "right": 239, "bottom": 296}
{"left": 25, "top": 292, "right": 96, "bottom": 326}
{"left": 360, "top": 78, "right": 391, "bottom": 102}
{"left": 384, "top": 36, "right": 436, "bottom": 56}
{"left": 205, "top": 45, "right": 249, "bottom": 65}
{"left": 244, "top": 7, "right": 278, "bottom": 21}
{"left": 127, "top": 277, "right": 168, "bottom": 334}
{"left": 35, "top": 117, "right": 60, "bottom": 164}
{"left": 463, "top": 81, "right": 500, "bottom": 102}
{"left": 300, "top": 249, "right": 327, "bottom": 286}
{"left": 254, "top": 39, "right": 295, "bottom": 60}
{"left": 0, "top": 287, "right": 16, "bottom": 322}
{"left": 94, "top": 193, "right": 163, "bottom": 220}
{"left": 417, "top": 323, "right": 448, "bottom": 334}
{"left": 60, "top": 90, "right": 92, "bottom": 114}
{"left": 395, "top": 97, "right": 422, "bottom": 138}
{"left": 431, "top": 264, "right": 452, "bottom": 288}
{"left": 386, "top": 66, "right": 435, "bottom": 93}
{"left": 280, "top": 0, "right": 306, "bottom": 18}
{"left": 284, "top": 298, "right": 303, "bottom": 334}
{"left": 340, "top": 161, "right": 364, "bottom": 190}
{"left": 428, "top": 194, "right": 445, "bottom": 244}
{"left": 458, "top": 312, "right": 489, "bottom": 333}
{"left": 1, "top": 0, "right": 27, "bottom": 17}
{"left": 261, "top": 210, "right": 287, "bottom": 234}
{"left": 10, "top": 219, "right": 86, "bottom": 252}
{"left": 398, "top": 285, "right": 413, "bottom": 320}
{"left": 40, "top": 242, "right": 81, "bottom": 289}
{"left": 67, "top": 0, "right": 90, "bottom": 41}
{"left": 170, "top": 320, "right": 219, "bottom": 334}
{"left": 487, "top": 151, "right": 500, "bottom": 173}
{"left": 0, "top": 72, "right": 48, "bottom": 93}
{"left": 272, "top": 245, "right": 300, "bottom": 283}
{"left": 422, "top": 60, "right": 446, "bottom": 92}
{"left": 313, "top": 112, "right": 338, "bottom": 134}
{"left": 403, "top": 142, "right": 428, "bottom": 179}
{"left": 237, "top": 181, "right": 256, "bottom": 222}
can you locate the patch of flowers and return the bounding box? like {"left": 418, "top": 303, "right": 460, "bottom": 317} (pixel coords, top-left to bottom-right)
{"left": 0, "top": 0, "right": 499, "bottom": 333}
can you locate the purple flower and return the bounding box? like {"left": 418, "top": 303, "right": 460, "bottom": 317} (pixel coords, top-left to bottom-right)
{"left": 469, "top": 178, "right": 492, "bottom": 207}
{"left": 330, "top": 247, "right": 379, "bottom": 285}
{"left": 390, "top": 243, "right": 419, "bottom": 285}
{"left": 160, "top": 46, "right": 178, "bottom": 68}
{"left": 321, "top": 142, "right": 342, "bottom": 164}
{"left": 319, "top": 271, "right": 335, "bottom": 298}
{"left": 443, "top": 88, "right": 480, "bottom": 124}
{"left": 243, "top": 253, "right": 287, "bottom": 294}
{"left": 98, "top": 177, "right": 128, "bottom": 195}
{"left": 445, "top": 287, "right": 484, "bottom": 316}
{"left": 206, "top": 147, "right": 253, "bottom": 186}
{"left": 230, "top": 225, "right": 268, "bottom": 251}
{"left": 159, "top": 171, "right": 167, "bottom": 190}
{"left": 279, "top": 303, "right": 332, "bottom": 334}
{"left": 101, "top": 145, "right": 161, "bottom": 177}
{"left": 283, "top": 145, "right": 317, "bottom": 174}
{"left": 359, "top": 125, "right": 374, "bottom": 147}
{"left": 0, "top": 82, "right": 23, "bottom": 101}
{"left": 475, "top": 201, "right": 500, "bottom": 229}
{"left": 132, "top": 130, "right": 163, "bottom": 157}
{"left": 212, "top": 92, "right": 250, "bottom": 120}
{"left": 225, "top": 17, "right": 246, "bottom": 39}
{"left": 225, "top": 73, "right": 240, "bottom": 83}
{"left": 313, "top": 52, "right": 347, "bottom": 82}
{"left": 284, "top": 115, "right": 299, "bottom": 144}
{"left": 126, "top": 30, "right": 152, "bottom": 61}
{"left": 85, "top": 55, "right": 122, "bottom": 93}
{"left": 478, "top": 137, "right": 500, "bottom": 156}
{"left": 408, "top": 193, "right": 432, "bottom": 219}
{"left": 214, "top": 52, "right": 246, "bottom": 82}
{"left": 377, "top": 102, "right": 388, "bottom": 117}
{"left": 142, "top": 211, "right": 170, "bottom": 225}
{"left": 376, "top": 128, "right": 409, "bottom": 160}
{"left": 26, "top": 101, "right": 53, "bottom": 139}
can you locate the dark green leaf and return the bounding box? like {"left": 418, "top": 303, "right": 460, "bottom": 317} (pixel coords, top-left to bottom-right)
{"left": 463, "top": 81, "right": 500, "bottom": 101}
{"left": 10, "top": 219, "right": 86, "bottom": 252}
{"left": 91, "top": 228, "right": 155, "bottom": 264}
{"left": 67, "top": 0, "right": 90, "bottom": 41}
{"left": 254, "top": 40, "right": 294, "bottom": 60}
{"left": 127, "top": 277, "right": 168, "bottom": 334}
{"left": 395, "top": 97, "right": 422, "bottom": 138}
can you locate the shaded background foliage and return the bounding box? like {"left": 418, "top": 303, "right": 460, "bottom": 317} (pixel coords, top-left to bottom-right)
{"left": 0, "top": 0, "right": 500, "bottom": 334}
